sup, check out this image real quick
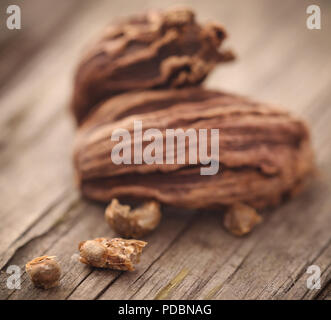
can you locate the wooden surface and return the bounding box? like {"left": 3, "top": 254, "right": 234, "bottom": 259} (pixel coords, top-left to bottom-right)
{"left": 0, "top": 0, "right": 330, "bottom": 300}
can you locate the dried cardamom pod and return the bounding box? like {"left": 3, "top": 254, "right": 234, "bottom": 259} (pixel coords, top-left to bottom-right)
{"left": 73, "top": 88, "right": 314, "bottom": 210}
{"left": 71, "top": 8, "right": 234, "bottom": 123}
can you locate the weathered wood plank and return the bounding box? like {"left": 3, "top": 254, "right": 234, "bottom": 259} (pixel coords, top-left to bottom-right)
{"left": 317, "top": 279, "right": 331, "bottom": 300}
{"left": 0, "top": 0, "right": 156, "bottom": 269}
{"left": 214, "top": 176, "right": 331, "bottom": 300}
{"left": 284, "top": 242, "right": 331, "bottom": 300}
{"left": 0, "top": 204, "right": 194, "bottom": 300}
{"left": 0, "top": 0, "right": 330, "bottom": 300}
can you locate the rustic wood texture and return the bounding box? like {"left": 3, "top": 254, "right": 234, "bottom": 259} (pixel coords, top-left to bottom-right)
{"left": 0, "top": 0, "right": 330, "bottom": 300}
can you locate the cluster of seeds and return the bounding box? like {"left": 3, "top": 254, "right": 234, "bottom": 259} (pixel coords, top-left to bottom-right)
{"left": 25, "top": 197, "right": 262, "bottom": 289}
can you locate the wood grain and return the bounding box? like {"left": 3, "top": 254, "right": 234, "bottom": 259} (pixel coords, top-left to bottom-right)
{"left": 0, "top": 0, "right": 330, "bottom": 300}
